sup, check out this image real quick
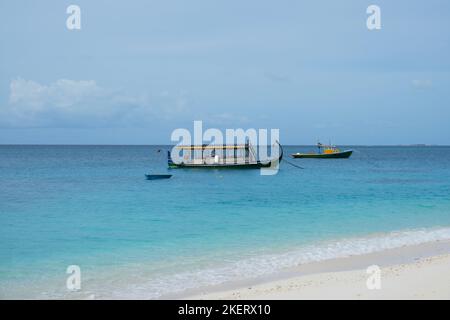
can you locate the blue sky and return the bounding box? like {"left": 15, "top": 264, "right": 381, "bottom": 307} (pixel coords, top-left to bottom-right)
{"left": 0, "top": 0, "right": 449, "bottom": 144}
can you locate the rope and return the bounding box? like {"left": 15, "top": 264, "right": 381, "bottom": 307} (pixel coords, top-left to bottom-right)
{"left": 282, "top": 158, "right": 304, "bottom": 169}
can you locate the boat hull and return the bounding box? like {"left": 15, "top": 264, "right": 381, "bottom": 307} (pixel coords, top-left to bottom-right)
{"left": 169, "top": 160, "right": 276, "bottom": 169}
{"left": 291, "top": 150, "right": 353, "bottom": 159}
{"left": 145, "top": 174, "right": 172, "bottom": 180}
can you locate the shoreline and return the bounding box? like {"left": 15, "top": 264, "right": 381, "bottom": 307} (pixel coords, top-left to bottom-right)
{"left": 175, "top": 239, "right": 450, "bottom": 300}
{"left": 1, "top": 230, "right": 449, "bottom": 299}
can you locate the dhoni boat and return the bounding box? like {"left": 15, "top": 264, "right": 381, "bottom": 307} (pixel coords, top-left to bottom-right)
{"left": 292, "top": 142, "right": 352, "bottom": 159}
{"left": 168, "top": 141, "right": 283, "bottom": 169}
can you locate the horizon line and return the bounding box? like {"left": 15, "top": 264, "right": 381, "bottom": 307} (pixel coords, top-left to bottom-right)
{"left": 0, "top": 144, "right": 449, "bottom": 147}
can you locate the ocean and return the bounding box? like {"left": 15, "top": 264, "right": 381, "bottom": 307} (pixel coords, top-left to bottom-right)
{"left": 1, "top": 145, "right": 450, "bottom": 299}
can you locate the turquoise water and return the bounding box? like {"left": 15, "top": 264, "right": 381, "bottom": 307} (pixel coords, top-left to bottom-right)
{"left": 1, "top": 145, "right": 450, "bottom": 298}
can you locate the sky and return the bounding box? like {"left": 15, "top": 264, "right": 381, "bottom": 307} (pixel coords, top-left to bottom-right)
{"left": 0, "top": 0, "right": 449, "bottom": 145}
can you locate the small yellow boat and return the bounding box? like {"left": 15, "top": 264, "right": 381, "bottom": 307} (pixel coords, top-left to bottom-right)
{"left": 292, "top": 143, "right": 352, "bottom": 159}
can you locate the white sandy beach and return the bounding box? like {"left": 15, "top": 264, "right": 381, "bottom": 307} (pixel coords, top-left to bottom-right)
{"left": 183, "top": 240, "right": 450, "bottom": 300}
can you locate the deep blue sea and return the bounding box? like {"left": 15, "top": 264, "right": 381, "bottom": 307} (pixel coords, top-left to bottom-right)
{"left": 1, "top": 145, "right": 450, "bottom": 298}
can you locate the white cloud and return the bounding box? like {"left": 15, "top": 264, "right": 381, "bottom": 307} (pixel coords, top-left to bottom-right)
{"left": 9, "top": 78, "right": 103, "bottom": 109}
{"left": 1, "top": 78, "right": 190, "bottom": 127}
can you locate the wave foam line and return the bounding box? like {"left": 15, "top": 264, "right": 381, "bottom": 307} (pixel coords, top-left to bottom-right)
{"left": 75, "top": 227, "right": 450, "bottom": 299}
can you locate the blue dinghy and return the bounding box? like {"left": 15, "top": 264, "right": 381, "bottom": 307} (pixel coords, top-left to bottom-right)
{"left": 145, "top": 174, "right": 172, "bottom": 180}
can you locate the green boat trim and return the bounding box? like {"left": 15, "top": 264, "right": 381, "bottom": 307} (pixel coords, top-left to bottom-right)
{"left": 292, "top": 149, "right": 353, "bottom": 159}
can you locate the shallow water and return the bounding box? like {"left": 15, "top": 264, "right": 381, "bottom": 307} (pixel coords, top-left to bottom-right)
{"left": 1, "top": 145, "right": 449, "bottom": 298}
